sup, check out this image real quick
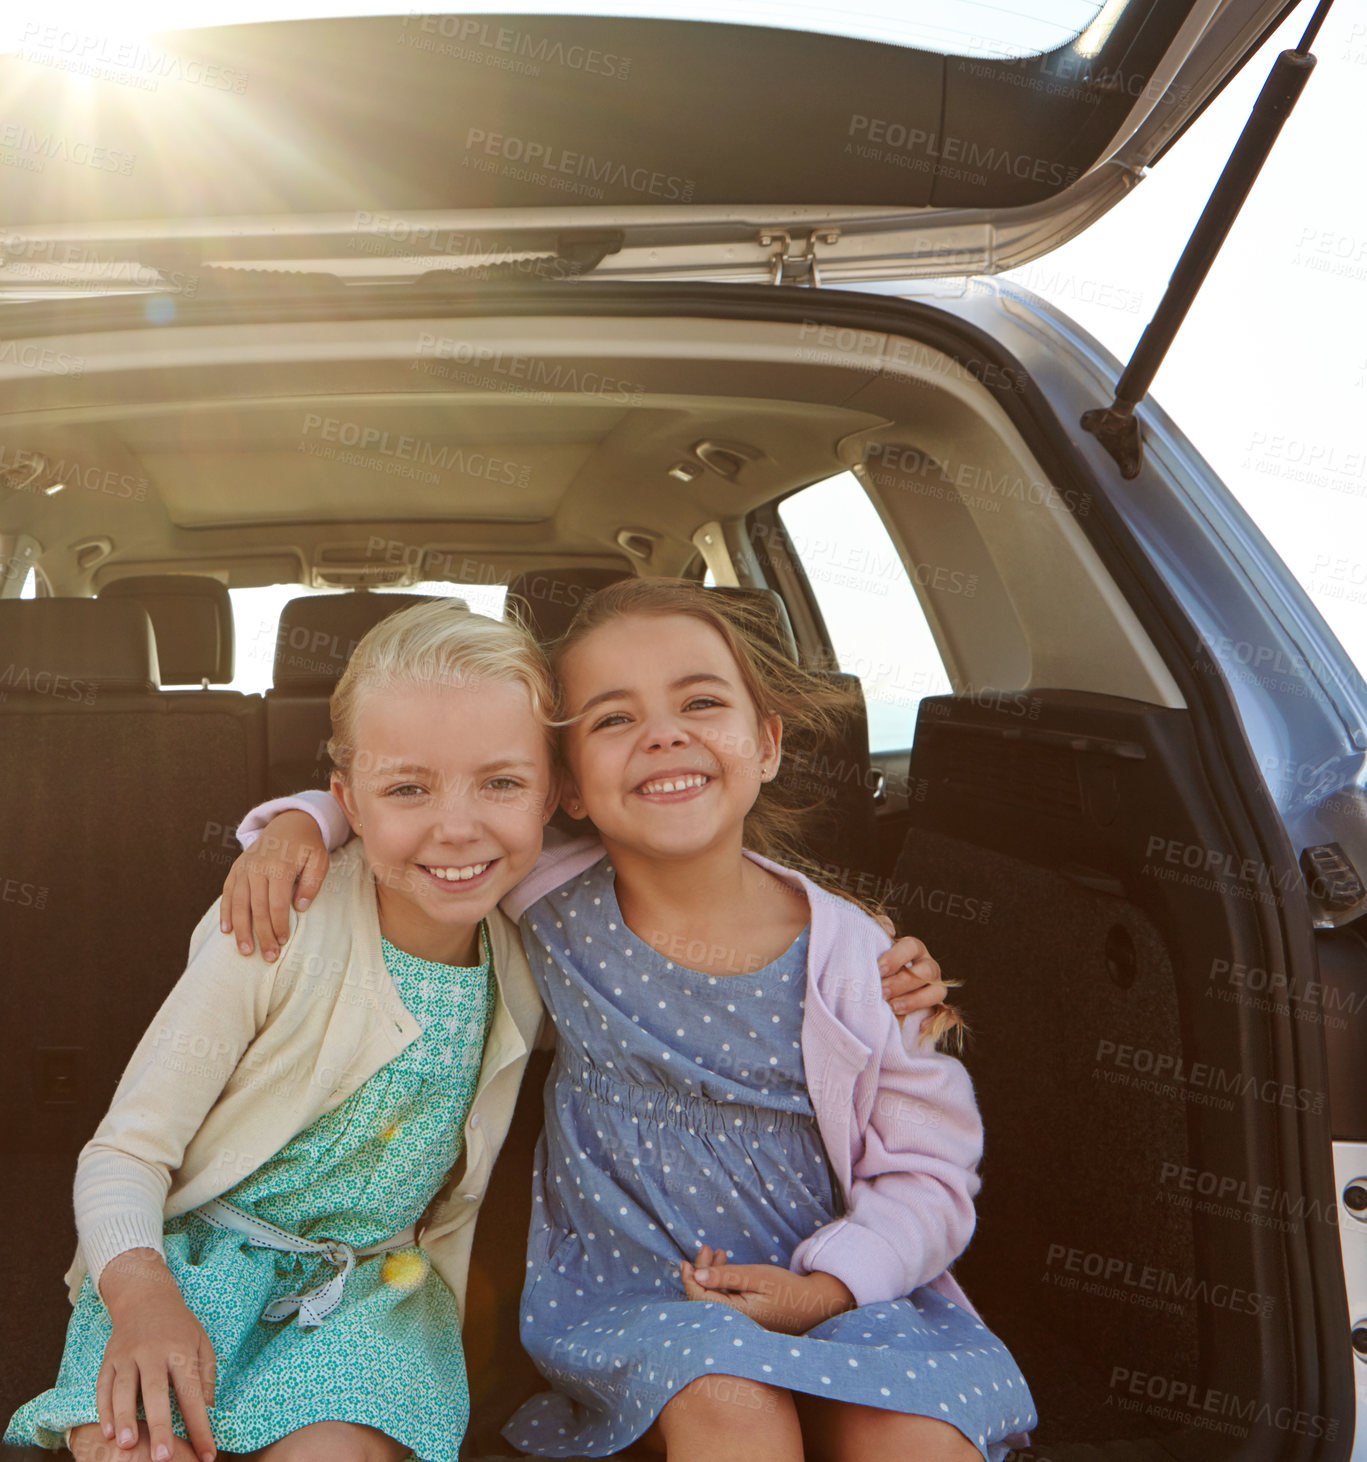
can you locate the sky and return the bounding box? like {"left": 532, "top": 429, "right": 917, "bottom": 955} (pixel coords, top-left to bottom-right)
{"left": 4, "top": 0, "right": 1364, "bottom": 709}
{"left": 1000, "top": 0, "right": 1367, "bottom": 685}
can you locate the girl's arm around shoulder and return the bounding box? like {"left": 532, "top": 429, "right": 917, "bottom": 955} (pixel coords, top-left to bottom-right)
{"left": 75, "top": 897, "right": 282, "bottom": 1292}
{"left": 499, "top": 829, "right": 606, "bottom": 921}
{"left": 236, "top": 788, "right": 349, "bottom": 852}
{"left": 227, "top": 791, "right": 348, "bottom": 958}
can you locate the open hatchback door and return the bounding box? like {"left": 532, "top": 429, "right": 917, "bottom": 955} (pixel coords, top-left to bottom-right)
{"left": 0, "top": 0, "right": 1320, "bottom": 287}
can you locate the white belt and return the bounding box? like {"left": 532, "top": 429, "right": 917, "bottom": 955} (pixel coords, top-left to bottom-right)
{"left": 194, "top": 1198, "right": 416, "bottom": 1328}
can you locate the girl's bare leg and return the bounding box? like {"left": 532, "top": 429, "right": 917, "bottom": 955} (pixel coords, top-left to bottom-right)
{"left": 69, "top": 1418, "right": 409, "bottom": 1462}
{"left": 255, "top": 1421, "right": 409, "bottom": 1462}
{"left": 795, "top": 1395, "right": 981, "bottom": 1462}
{"left": 640, "top": 1374, "right": 803, "bottom": 1462}
{"left": 69, "top": 1421, "right": 200, "bottom": 1462}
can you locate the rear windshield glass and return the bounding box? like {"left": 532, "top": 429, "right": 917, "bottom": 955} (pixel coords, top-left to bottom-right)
{"left": 3, "top": 2, "right": 1109, "bottom": 60}
{"left": 226, "top": 582, "right": 507, "bottom": 695}
{"left": 0, "top": 1, "right": 1188, "bottom": 222}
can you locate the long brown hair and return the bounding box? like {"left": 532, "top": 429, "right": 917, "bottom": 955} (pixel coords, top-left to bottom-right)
{"left": 551, "top": 578, "right": 965, "bottom": 1049}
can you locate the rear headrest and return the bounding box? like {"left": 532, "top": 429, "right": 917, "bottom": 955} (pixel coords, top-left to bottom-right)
{"left": 708, "top": 587, "right": 799, "bottom": 664}
{"left": 272, "top": 593, "right": 433, "bottom": 692}
{"left": 0, "top": 599, "right": 160, "bottom": 697}
{"left": 506, "top": 568, "right": 631, "bottom": 645}
{"left": 99, "top": 575, "right": 234, "bottom": 685}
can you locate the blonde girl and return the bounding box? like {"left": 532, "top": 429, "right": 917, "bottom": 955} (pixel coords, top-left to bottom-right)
{"left": 5, "top": 600, "right": 556, "bottom": 1462}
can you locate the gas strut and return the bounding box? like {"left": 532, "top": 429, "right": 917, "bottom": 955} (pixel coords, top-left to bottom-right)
{"left": 1081, "top": 0, "right": 1334, "bottom": 478}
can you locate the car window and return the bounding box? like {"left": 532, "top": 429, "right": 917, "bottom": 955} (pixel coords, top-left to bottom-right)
{"left": 0, "top": 2, "right": 1103, "bottom": 61}
{"left": 351, "top": 0, "right": 1099, "bottom": 56}
{"left": 227, "top": 581, "right": 506, "bottom": 694}
{"left": 777, "top": 472, "right": 950, "bottom": 753}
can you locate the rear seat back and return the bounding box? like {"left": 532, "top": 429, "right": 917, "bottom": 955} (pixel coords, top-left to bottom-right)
{"left": 707, "top": 587, "right": 878, "bottom": 883}
{"left": 97, "top": 572, "right": 262, "bottom": 735}
{"left": 264, "top": 593, "right": 431, "bottom": 795}
{"left": 0, "top": 597, "right": 265, "bottom": 1153}
{"left": 0, "top": 597, "right": 265, "bottom": 1434}
{"left": 0, "top": 595, "right": 160, "bottom": 695}
{"left": 505, "top": 566, "right": 630, "bottom": 644}
{"left": 99, "top": 574, "right": 235, "bottom": 687}
{"left": 784, "top": 667, "right": 878, "bottom": 883}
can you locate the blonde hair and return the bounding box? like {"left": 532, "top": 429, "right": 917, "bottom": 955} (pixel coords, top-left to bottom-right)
{"left": 328, "top": 597, "right": 556, "bottom": 780}
{"left": 551, "top": 578, "right": 965, "bottom": 1050}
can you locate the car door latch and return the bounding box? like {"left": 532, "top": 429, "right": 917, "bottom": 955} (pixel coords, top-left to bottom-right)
{"left": 760, "top": 230, "right": 838, "bottom": 287}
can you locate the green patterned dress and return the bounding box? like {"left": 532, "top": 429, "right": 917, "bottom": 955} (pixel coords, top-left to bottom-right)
{"left": 6, "top": 931, "right": 497, "bottom": 1461}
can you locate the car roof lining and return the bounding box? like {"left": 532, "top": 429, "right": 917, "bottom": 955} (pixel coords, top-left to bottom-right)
{"left": 0, "top": 311, "right": 1184, "bottom": 710}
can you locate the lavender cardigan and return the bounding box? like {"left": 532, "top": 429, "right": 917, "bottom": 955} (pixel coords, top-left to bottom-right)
{"left": 503, "top": 834, "right": 985, "bottom": 1314}
{"left": 241, "top": 797, "right": 984, "bottom": 1314}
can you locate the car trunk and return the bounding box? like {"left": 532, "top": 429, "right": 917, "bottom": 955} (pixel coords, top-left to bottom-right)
{"left": 0, "top": 279, "right": 1351, "bottom": 1459}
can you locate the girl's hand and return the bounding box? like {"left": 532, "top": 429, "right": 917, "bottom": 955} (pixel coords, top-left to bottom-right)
{"left": 681, "top": 1252, "right": 855, "bottom": 1335}
{"left": 220, "top": 811, "right": 330, "bottom": 961}
{"left": 876, "top": 927, "right": 947, "bottom": 1018}
{"left": 98, "top": 1249, "right": 217, "bottom": 1462}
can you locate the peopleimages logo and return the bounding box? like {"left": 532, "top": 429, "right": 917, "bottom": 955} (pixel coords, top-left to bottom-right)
{"left": 1109, "top": 1367, "right": 1338, "bottom": 1441}
{"left": 298, "top": 412, "right": 531, "bottom": 488}
{"left": 1206, "top": 956, "right": 1366, "bottom": 1029}
{"left": 1, "top": 236, "right": 199, "bottom": 295}
{"left": 1157, "top": 1161, "right": 1339, "bottom": 1230}
{"left": 796, "top": 321, "right": 1027, "bottom": 395}
{"left": 0, "top": 663, "right": 97, "bottom": 704}
{"left": 413, "top": 335, "right": 645, "bottom": 406}
{"left": 399, "top": 15, "right": 631, "bottom": 80}
{"left": 463, "top": 128, "right": 695, "bottom": 202}
{"left": 864, "top": 442, "right": 1090, "bottom": 516}
{"left": 1094, "top": 1038, "right": 1325, "bottom": 1115}
{"left": 1044, "top": 1243, "right": 1274, "bottom": 1317}
{"left": 16, "top": 23, "right": 249, "bottom": 92}
{"left": 846, "top": 116, "right": 1080, "bottom": 189}
{"left": 0, "top": 340, "right": 84, "bottom": 376}
{"left": 0, "top": 445, "right": 147, "bottom": 501}
{"left": 0, "top": 874, "right": 49, "bottom": 910}
{"left": 1141, "top": 834, "right": 1305, "bottom": 905}
{"left": 0, "top": 123, "right": 136, "bottom": 175}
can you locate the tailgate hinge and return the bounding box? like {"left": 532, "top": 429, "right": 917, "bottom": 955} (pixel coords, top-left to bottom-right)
{"left": 760, "top": 229, "right": 838, "bottom": 287}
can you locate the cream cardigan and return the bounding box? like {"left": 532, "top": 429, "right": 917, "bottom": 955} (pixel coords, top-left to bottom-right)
{"left": 66, "top": 840, "right": 544, "bottom": 1319}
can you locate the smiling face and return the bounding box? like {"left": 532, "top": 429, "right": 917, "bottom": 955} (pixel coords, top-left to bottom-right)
{"left": 333, "top": 675, "right": 554, "bottom": 964}
{"left": 557, "top": 611, "right": 781, "bottom": 864}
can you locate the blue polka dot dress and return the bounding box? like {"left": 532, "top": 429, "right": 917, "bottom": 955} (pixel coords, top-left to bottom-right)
{"left": 6, "top": 931, "right": 496, "bottom": 1461}
{"left": 503, "top": 859, "right": 1035, "bottom": 1461}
